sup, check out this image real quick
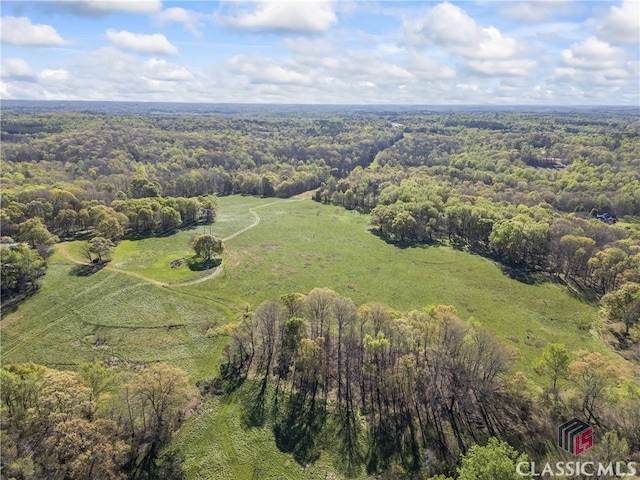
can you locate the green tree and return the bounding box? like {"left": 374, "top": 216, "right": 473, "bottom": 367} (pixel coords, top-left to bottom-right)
{"left": 78, "top": 361, "right": 117, "bottom": 400}
{"left": 191, "top": 234, "right": 223, "bottom": 261}
{"left": 0, "top": 363, "right": 46, "bottom": 417}
{"left": 457, "top": 437, "right": 530, "bottom": 480}
{"left": 601, "top": 282, "right": 640, "bottom": 335}
{"left": 53, "top": 208, "right": 77, "bottom": 236}
{"left": 124, "top": 363, "right": 195, "bottom": 476}
{"left": 138, "top": 207, "right": 156, "bottom": 232}
{"left": 570, "top": 350, "right": 621, "bottom": 424}
{"left": 280, "top": 292, "right": 305, "bottom": 318}
{"left": 87, "top": 236, "right": 115, "bottom": 263}
{"left": 42, "top": 418, "right": 128, "bottom": 480}
{"left": 489, "top": 219, "right": 525, "bottom": 265}
{"left": 96, "top": 215, "right": 124, "bottom": 240}
{"left": 199, "top": 195, "right": 217, "bottom": 223}
{"left": 0, "top": 245, "right": 47, "bottom": 296}
{"left": 158, "top": 206, "right": 182, "bottom": 231}
{"left": 535, "top": 343, "right": 570, "bottom": 394}
{"left": 17, "top": 218, "right": 57, "bottom": 248}
{"left": 391, "top": 209, "right": 417, "bottom": 241}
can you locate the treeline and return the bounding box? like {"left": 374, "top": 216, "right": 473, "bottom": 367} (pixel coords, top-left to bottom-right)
{"left": 331, "top": 179, "right": 640, "bottom": 341}
{"left": 0, "top": 186, "right": 217, "bottom": 305}
{"left": 1, "top": 113, "right": 402, "bottom": 202}
{"left": 214, "top": 288, "right": 640, "bottom": 477}
{"left": 0, "top": 362, "right": 196, "bottom": 479}
{"left": 2, "top": 186, "right": 217, "bottom": 241}
{"left": 316, "top": 111, "right": 640, "bottom": 217}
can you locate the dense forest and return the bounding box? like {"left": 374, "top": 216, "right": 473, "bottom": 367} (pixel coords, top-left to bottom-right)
{"left": 1, "top": 103, "right": 639, "bottom": 478}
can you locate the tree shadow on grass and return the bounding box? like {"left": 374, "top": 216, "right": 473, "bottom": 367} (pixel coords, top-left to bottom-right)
{"left": 273, "top": 393, "right": 325, "bottom": 466}
{"left": 236, "top": 379, "right": 269, "bottom": 428}
{"left": 69, "top": 262, "right": 106, "bottom": 277}
{"left": 186, "top": 256, "right": 221, "bottom": 271}
{"left": 368, "top": 228, "right": 443, "bottom": 250}
{"left": 499, "top": 265, "right": 549, "bottom": 285}
{"left": 1, "top": 288, "right": 39, "bottom": 318}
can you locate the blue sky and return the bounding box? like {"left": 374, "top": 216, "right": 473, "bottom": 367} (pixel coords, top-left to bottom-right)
{"left": 1, "top": 0, "right": 638, "bottom": 104}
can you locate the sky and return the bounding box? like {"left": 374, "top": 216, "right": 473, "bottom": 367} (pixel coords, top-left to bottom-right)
{"left": 1, "top": 0, "right": 638, "bottom": 105}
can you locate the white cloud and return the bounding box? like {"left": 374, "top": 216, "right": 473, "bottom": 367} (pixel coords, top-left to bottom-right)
{"left": 598, "top": 0, "right": 640, "bottom": 44}
{"left": 0, "top": 16, "right": 66, "bottom": 46}
{"left": 404, "top": 3, "right": 522, "bottom": 60}
{"left": 406, "top": 53, "right": 456, "bottom": 80}
{"left": 1, "top": 58, "right": 35, "bottom": 80}
{"left": 226, "top": 55, "right": 312, "bottom": 85}
{"left": 153, "top": 7, "right": 205, "bottom": 37}
{"left": 144, "top": 58, "right": 192, "bottom": 80}
{"left": 220, "top": 0, "right": 338, "bottom": 33}
{"left": 495, "top": 0, "right": 577, "bottom": 23}
{"left": 47, "top": 46, "right": 202, "bottom": 100}
{"left": 279, "top": 37, "right": 335, "bottom": 56}
{"left": 64, "top": 0, "right": 162, "bottom": 15}
{"left": 467, "top": 59, "right": 536, "bottom": 76}
{"left": 562, "top": 36, "right": 626, "bottom": 69}
{"left": 106, "top": 29, "right": 178, "bottom": 55}
{"left": 39, "top": 69, "right": 69, "bottom": 81}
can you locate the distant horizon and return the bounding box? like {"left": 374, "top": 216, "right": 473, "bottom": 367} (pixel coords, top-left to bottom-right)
{"left": 3, "top": 99, "right": 638, "bottom": 109}
{"left": 1, "top": 1, "right": 638, "bottom": 105}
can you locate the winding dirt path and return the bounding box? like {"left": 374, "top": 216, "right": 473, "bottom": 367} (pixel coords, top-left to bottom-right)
{"left": 55, "top": 244, "right": 169, "bottom": 287}
{"left": 55, "top": 196, "right": 307, "bottom": 289}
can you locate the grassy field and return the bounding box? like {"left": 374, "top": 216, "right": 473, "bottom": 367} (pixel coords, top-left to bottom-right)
{"left": 1, "top": 194, "right": 629, "bottom": 479}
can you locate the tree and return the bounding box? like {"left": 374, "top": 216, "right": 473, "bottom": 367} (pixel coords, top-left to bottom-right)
{"left": 0, "top": 363, "right": 46, "bottom": 417}
{"left": 391, "top": 209, "right": 417, "bottom": 241}
{"left": 127, "top": 364, "right": 194, "bottom": 431}
{"left": 588, "top": 248, "right": 631, "bottom": 294}
{"left": 17, "top": 218, "right": 57, "bottom": 248}
{"left": 199, "top": 196, "right": 217, "bottom": 223}
{"left": 489, "top": 219, "right": 525, "bottom": 265}
{"left": 86, "top": 236, "right": 114, "bottom": 263}
{"left": 78, "top": 361, "right": 117, "bottom": 400}
{"left": 42, "top": 418, "right": 128, "bottom": 480}
{"left": 124, "top": 363, "right": 195, "bottom": 476}
{"left": 280, "top": 292, "right": 305, "bottom": 318}
{"left": 191, "top": 234, "right": 223, "bottom": 261}
{"left": 457, "top": 437, "right": 530, "bottom": 480}
{"left": 36, "top": 369, "right": 94, "bottom": 418}
{"left": 535, "top": 343, "right": 570, "bottom": 395}
{"left": 0, "top": 245, "right": 47, "bottom": 296}
{"left": 570, "top": 350, "right": 621, "bottom": 425}
{"left": 158, "top": 206, "right": 181, "bottom": 231}
{"left": 96, "top": 215, "right": 124, "bottom": 241}
{"left": 601, "top": 282, "right": 640, "bottom": 335}
{"left": 53, "top": 209, "right": 77, "bottom": 236}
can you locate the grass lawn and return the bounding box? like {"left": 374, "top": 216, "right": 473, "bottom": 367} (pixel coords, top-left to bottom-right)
{"left": 0, "top": 257, "right": 229, "bottom": 380}
{"left": 174, "top": 393, "right": 349, "bottom": 480}
{"left": 2, "top": 194, "right": 631, "bottom": 480}
{"left": 186, "top": 197, "right": 606, "bottom": 371}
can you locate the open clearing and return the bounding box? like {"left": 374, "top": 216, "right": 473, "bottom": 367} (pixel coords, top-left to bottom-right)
{"left": 2, "top": 194, "right": 623, "bottom": 479}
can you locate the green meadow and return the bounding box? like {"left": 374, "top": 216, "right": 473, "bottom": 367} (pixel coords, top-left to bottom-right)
{"left": 2, "top": 194, "right": 624, "bottom": 479}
